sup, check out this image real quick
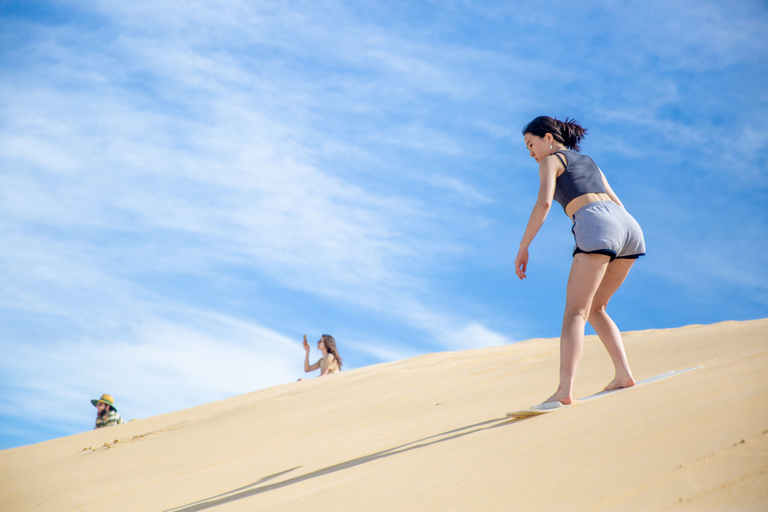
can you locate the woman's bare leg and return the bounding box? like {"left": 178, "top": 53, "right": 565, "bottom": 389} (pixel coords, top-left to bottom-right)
{"left": 544, "top": 253, "right": 611, "bottom": 405}
{"left": 588, "top": 258, "right": 637, "bottom": 390}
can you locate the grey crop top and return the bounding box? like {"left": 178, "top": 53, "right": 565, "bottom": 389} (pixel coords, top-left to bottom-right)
{"left": 551, "top": 150, "right": 607, "bottom": 212}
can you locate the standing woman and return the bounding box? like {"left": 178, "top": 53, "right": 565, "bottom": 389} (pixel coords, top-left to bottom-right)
{"left": 303, "top": 334, "right": 343, "bottom": 377}
{"left": 516, "top": 116, "right": 645, "bottom": 407}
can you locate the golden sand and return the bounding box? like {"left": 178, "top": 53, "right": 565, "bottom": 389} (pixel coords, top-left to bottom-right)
{"left": 1, "top": 318, "right": 766, "bottom": 511}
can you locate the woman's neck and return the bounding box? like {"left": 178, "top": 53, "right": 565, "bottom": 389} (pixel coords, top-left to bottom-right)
{"left": 552, "top": 143, "right": 567, "bottom": 153}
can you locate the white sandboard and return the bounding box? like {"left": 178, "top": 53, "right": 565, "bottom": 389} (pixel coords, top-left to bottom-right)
{"left": 505, "top": 366, "right": 702, "bottom": 419}
{"left": 506, "top": 402, "right": 564, "bottom": 418}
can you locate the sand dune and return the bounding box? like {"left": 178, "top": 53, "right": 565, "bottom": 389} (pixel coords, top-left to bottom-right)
{"left": 2, "top": 318, "right": 767, "bottom": 511}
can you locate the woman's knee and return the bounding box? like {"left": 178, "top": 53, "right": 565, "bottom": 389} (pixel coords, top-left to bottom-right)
{"left": 590, "top": 302, "right": 608, "bottom": 315}
{"left": 588, "top": 303, "right": 610, "bottom": 322}
{"left": 564, "top": 305, "right": 591, "bottom": 323}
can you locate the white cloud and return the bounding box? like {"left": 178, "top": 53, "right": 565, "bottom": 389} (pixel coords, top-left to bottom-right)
{"left": 0, "top": 1, "right": 522, "bottom": 445}
{"left": 1, "top": 0, "right": 766, "bottom": 448}
{"left": 442, "top": 322, "right": 515, "bottom": 350}
{"left": 0, "top": 308, "right": 302, "bottom": 428}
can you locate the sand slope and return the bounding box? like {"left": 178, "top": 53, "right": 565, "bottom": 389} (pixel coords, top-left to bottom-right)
{"left": 2, "top": 319, "right": 767, "bottom": 511}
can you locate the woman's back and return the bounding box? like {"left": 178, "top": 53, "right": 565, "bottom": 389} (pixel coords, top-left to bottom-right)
{"left": 552, "top": 150, "right": 607, "bottom": 212}
{"left": 319, "top": 353, "right": 340, "bottom": 374}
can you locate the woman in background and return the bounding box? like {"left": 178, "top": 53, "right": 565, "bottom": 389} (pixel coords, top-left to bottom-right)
{"left": 303, "top": 334, "right": 343, "bottom": 377}
{"left": 516, "top": 115, "right": 645, "bottom": 409}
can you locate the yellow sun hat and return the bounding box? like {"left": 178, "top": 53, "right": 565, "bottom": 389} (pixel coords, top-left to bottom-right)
{"left": 91, "top": 393, "right": 117, "bottom": 412}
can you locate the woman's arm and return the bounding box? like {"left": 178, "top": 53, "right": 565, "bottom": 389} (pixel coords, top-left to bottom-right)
{"left": 515, "top": 157, "right": 559, "bottom": 280}
{"left": 303, "top": 340, "right": 320, "bottom": 373}
{"left": 304, "top": 356, "right": 320, "bottom": 373}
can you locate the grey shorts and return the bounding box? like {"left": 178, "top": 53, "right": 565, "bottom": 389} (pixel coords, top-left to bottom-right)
{"left": 571, "top": 201, "right": 646, "bottom": 261}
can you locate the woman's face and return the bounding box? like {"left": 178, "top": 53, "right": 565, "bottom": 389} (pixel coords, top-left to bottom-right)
{"left": 317, "top": 339, "right": 326, "bottom": 352}
{"left": 96, "top": 402, "right": 110, "bottom": 417}
{"left": 523, "top": 133, "right": 551, "bottom": 163}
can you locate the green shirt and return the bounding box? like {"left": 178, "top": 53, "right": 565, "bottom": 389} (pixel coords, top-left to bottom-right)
{"left": 95, "top": 409, "right": 125, "bottom": 429}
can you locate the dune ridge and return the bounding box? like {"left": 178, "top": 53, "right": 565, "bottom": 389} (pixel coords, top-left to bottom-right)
{"left": 1, "top": 318, "right": 767, "bottom": 511}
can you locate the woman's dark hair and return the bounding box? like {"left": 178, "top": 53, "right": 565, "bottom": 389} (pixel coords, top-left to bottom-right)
{"left": 522, "top": 116, "right": 587, "bottom": 152}
{"left": 321, "top": 334, "right": 343, "bottom": 369}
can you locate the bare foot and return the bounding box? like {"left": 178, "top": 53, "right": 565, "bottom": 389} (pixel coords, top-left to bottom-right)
{"left": 604, "top": 374, "right": 636, "bottom": 391}
{"left": 543, "top": 390, "right": 573, "bottom": 406}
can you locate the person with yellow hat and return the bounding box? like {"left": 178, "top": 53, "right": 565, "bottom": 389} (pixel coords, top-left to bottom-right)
{"left": 91, "top": 393, "right": 126, "bottom": 429}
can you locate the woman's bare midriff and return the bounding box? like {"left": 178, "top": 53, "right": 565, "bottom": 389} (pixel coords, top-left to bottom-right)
{"left": 565, "top": 193, "right": 612, "bottom": 219}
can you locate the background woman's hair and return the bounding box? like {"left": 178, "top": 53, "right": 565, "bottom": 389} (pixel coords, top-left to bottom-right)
{"left": 522, "top": 116, "right": 587, "bottom": 152}
{"left": 321, "top": 334, "right": 343, "bottom": 369}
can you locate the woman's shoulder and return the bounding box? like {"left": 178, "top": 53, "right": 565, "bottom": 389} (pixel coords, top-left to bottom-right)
{"left": 558, "top": 150, "right": 597, "bottom": 166}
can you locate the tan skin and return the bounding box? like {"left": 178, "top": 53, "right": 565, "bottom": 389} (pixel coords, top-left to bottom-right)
{"left": 516, "top": 132, "right": 636, "bottom": 405}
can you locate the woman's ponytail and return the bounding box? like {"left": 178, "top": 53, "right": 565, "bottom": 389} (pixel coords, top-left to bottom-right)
{"left": 523, "top": 116, "right": 588, "bottom": 152}
{"left": 558, "top": 118, "right": 587, "bottom": 152}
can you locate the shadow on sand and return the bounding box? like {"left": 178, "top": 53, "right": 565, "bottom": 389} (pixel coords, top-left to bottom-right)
{"left": 164, "top": 416, "right": 519, "bottom": 512}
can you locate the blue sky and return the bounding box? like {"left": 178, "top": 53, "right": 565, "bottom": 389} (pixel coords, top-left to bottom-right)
{"left": 1, "top": 0, "right": 766, "bottom": 449}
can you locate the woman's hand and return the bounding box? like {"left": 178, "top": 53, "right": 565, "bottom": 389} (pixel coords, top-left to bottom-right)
{"left": 515, "top": 247, "right": 529, "bottom": 280}
{"left": 303, "top": 337, "right": 318, "bottom": 373}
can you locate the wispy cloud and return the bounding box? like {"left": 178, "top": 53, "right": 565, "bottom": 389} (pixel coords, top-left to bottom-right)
{"left": 1, "top": 0, "right": 767, "bottom": 448}
{"left": 1, "top": 0, "right": 523, "bottom": 447}
{"left": 0, "top": 304, "right": 301, "bottom": 429}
